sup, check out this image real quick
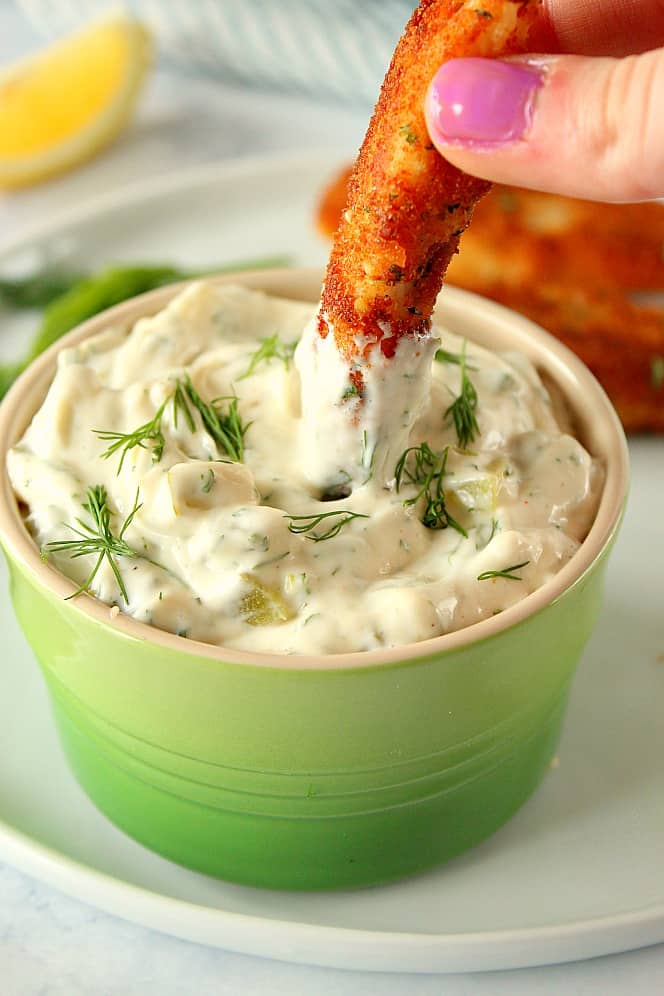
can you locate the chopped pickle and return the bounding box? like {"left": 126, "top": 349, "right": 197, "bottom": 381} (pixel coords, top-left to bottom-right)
{"left": 448, "top": 476, "right": 498, "bottom": 512}
{"left": 445, "top": 475, "right": 498, "bottom": 531}
{"left": 238, "top": 573, "right": 294, "bottom": 626}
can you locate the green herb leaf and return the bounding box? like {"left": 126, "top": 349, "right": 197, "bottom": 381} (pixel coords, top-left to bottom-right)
{"left": 238, "top": 332, "right": 297, "bottom": 380}
{"left": 444, "top": 340, "right": 480, "bottom": 450}
{"left": 171, "top": 378, "right": 196, "bottom": 433}
{"left": 41, "top": 485, "right": 141, "bottom": 602}
{"left": 394, "top": 442, "right": 467, "bottom": 535}
{"left": 284, "top": 509, "right": 369, "bottom": 542}
{"left": 95, "top": 375, "right": 250, "bottom": 470}
{"left": 0, "top": 269, "right": 85, "bottom": 309}
{"left": 95, "top": 396, "right": 170, "bottom": 473}
{"left": 651, "top": 355, "right": 664, "bottom": 391}
{"left": 477, "top": 560, "right": 530, "bottom": 582}
{"left": 341, "top": 382, "right": 360, "bottom": 401}
{"left": 434, "top": 347, "right": 478, "bottom": 370}
{"left": 181, "top": 376, "right": 250, "bottom": 462}
{"left": 201, "top": 468, "right": 215, "bottom": 493}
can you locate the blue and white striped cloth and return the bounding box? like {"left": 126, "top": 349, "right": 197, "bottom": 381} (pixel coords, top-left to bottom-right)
{"left": 16, "top": 0, "right": 415, "bottom": 104}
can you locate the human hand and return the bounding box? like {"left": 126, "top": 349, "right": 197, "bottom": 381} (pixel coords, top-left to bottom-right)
{"left": 424, "top": 0, "right": 664, "bottom": 200}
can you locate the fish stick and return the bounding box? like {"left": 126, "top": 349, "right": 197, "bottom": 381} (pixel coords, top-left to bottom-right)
{"left": 318, "top": 0, "right": 542, "bottom": 365}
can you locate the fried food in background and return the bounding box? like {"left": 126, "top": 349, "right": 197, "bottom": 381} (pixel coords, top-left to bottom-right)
{"left": 316, "top": 165, "right": 664, "bottom": 432}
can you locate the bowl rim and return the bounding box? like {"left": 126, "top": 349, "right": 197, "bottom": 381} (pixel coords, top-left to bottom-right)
{"left": 0, "top": 268, "right": 629, "bottom": 671}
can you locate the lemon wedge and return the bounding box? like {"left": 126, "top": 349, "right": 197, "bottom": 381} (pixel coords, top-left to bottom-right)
{"left": 0, "top": 13, "right": 152, "bottom": 188}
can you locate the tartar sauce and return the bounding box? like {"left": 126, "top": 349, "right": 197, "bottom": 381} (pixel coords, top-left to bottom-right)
{"left": 8, "top": 282, "right": 603, "bottom": 655}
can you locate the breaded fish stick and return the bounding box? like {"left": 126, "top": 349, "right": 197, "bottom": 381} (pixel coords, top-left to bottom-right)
{"left": 298, "top": 0, "right": 542, "bottom": 490}
{"left": 318, "top": 0, "right": 542, "bottom": 366}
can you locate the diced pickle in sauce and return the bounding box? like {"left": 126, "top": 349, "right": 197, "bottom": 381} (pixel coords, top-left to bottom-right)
{"left": 238, "top": 573, "right": 294, "bottom": 627}
{"left": 444, "top": 476, "right": 497, "bottom": 531}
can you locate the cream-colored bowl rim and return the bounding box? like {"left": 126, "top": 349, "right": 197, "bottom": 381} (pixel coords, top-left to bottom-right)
{"left": 0, "top": 269, "right": 629, "bottom": 671}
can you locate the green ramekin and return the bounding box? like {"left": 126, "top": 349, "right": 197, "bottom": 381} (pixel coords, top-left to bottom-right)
{"left": 0, "top": 270, "right": 629, "bottom": 890}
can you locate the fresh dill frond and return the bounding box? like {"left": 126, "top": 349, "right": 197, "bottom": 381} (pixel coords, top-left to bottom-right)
{"left": 238, "top": 332, "right": 297, "bottom": 380}
{"left": 394, "top": 442, "right": 466, "bottom": 535}
{"left": 41, "top": 485, "right": 141, "bottom": 602}
{"left": 171, "top": 378, "right": 196, "bottom": 433}
{"left": 201, "top": 468, "right": 216, "bottom": 494}
{"left": 434, "top": 347, "right": 478, "bottom": 370}
{"left": 395, "top": 441, "right": 438, "bottom": 493}
{"left": 444, "top": 340, "right": 480, "bottom": 451}
{"left": 95, "top": 378, "right": 194, "bottom": 473}
{"left": 95, "top": 397, "right": 170, "bottom": 472}
{"left": 477, "top": 560, "right": 530, "bottom": 581}
{"left": 95, "top": 375, "right": 250, "bottom": 470}
{"left": 284, "top": 509, "right": 369, "bottom": 542}
{"left": 182, "top": 375, "right": 250, "bottom": 462}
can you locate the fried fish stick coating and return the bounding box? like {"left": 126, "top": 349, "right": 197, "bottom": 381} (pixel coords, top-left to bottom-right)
{"left": 318, "top": 0, "right": 542, "bottom": 363}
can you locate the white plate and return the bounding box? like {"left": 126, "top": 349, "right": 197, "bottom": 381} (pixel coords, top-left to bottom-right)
{"left": 0, "top": 154, "right": 663, "bottom": 975}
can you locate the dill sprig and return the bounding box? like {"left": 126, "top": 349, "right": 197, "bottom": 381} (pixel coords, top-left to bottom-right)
{"left": 284, "top": 509, "right": 369, "bottom": 542}
{"left": 444, "top": 341, "right": 480, "bottom": 451}
{"left": 95, "top": 375, "right": 249, "bottom": 471}
{"left": 172, "top": 379, "right": 196, "bottom": 433}
{"left": 394, "top": 442, "right": 466, "bottom": 535}
{"left": 434, "top": 347, "right": 478, "bottom": 370}
{"left": 95, "top": 397, "right": 170, "bottom": 472}
{"left": 238, "top": 332, "right": 297, "bottom": 380}
{"left": 95, "top": 381, "right": 194, "bottom": 471}
{"left": 181, "top": 375, "right": 250, "bottom": 462}
{"left": 41, "top": 485, "right": 141, "bottom": 602}
{"left": 477, "top": 560, "right": 530, "bottom": 581}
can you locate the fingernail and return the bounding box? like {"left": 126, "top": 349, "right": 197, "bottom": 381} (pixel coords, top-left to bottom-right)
{"left": 426, "top": 58, "right": 543, "bottom": 147}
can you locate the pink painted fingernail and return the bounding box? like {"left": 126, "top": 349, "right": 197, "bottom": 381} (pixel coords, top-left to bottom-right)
{"left": 425, "top": 58, "right": 543, "bottom": 147}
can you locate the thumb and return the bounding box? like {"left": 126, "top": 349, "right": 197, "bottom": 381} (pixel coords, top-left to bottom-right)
{"left": 424, "top": 49, "right": 664, "bottom": 201}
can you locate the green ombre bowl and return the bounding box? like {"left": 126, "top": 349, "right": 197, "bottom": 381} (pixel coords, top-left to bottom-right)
{"left": 0, "top": 270, "right": 629, "bottom": 890}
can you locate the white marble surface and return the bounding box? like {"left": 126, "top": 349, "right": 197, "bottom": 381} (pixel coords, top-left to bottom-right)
{"left": 1, "top": 3, "right": 663, "bottom": 992}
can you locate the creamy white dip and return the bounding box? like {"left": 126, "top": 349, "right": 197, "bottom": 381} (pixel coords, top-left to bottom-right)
{"left": 8, "top": 282, "right": 603, "bottom": 655}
